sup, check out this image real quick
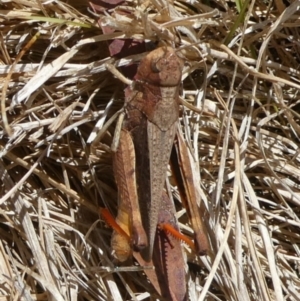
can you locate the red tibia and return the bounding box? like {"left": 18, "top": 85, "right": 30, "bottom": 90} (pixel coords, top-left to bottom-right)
{"left": 99, "top": 208, "right": 130, "bottom": 241}
{"left": 158, "top": 223, "right": 195, "bottom": 252}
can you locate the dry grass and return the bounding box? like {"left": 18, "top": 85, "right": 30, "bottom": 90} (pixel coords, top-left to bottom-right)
{"left": 1, "top": 0, "right": 300, "bottom": 300}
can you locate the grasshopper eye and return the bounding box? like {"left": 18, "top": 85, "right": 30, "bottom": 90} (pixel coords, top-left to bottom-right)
{"left": 151, "top": 58, "right": 164, "bottom": 73}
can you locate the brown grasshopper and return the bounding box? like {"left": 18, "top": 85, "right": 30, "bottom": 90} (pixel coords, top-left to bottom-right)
{"left": 101, "top": 46, "right": 209, "bottom": 299}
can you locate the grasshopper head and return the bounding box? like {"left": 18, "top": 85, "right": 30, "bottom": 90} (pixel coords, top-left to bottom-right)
{"left": 135, "top": 47, "right": 183, "bottom": 87}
